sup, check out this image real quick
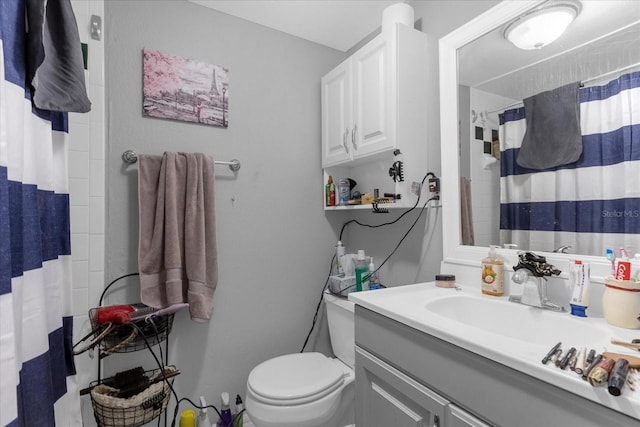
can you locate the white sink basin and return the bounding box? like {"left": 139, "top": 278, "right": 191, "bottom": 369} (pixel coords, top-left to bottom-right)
{"left": 424, "top": 293, "right": 609, "bottom": 346}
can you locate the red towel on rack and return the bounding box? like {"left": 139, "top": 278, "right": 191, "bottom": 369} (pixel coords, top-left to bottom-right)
{"left": 138, "top": 152, "right": 218, "bottom": 322}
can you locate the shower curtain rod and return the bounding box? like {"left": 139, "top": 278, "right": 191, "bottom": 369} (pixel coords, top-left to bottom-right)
{"left": 486, "top": 62, "right": 640, "bottom": 115}
{"left": 122, "top": 149, "right": 241, "bottom": 171}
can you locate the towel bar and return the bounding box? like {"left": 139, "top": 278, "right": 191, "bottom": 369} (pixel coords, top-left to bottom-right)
{"left": 122, "top": 149, "right": 240, "bottom": 171}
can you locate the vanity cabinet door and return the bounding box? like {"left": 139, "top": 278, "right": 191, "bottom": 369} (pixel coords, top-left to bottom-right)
{"left": 356, "top": 347, "right": 448, "bottom": 427}
{"left": 447, "top": 404, "right": 492, "bottom": 427}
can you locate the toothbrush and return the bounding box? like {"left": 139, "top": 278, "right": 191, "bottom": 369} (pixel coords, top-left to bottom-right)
{"left": 606, "top": 248, "right": 615, "bottom": 275}
{"left": 620, "top": 247, "right": 629, "bottom": 260}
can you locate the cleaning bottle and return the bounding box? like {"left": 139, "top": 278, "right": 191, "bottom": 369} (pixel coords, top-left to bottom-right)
{"left": 234, "top": 394, "right": 244, "bottom": 427}
{"left": 217, "top": 392, "right": 233, "bottom": 427}
{"left": 336, "top": 241, "right": 346, "bottom": 276}
{"left": 481, "top": 245, "right": 504, "bottom": 296}
{"left": 368, "top": 257, "right": 380, "bottom": 290}
{"left": 355, "top": 250, "right": 369, "bottom": 292}
{"left": 180, "top": 409, "right": 196, "bottom": 427}
{"left": 197, "top": 396, "right": 209, "bottom": 427}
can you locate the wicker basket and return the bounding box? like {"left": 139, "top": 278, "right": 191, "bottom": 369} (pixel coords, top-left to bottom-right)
{"left": 90, "top": 367, "right": 176, "bottom": 427}
{"left": 88, "top": 305, "right": 174, "bottom": 353}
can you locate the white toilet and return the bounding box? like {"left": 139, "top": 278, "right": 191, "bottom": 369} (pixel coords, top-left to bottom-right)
{"left": 245, "top": 290, "right": 355, "bottom": 427}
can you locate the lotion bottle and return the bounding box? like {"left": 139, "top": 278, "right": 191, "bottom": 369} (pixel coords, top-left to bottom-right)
{"left": 481, "top": 245, "right": 504, "bottom": 296}
{"left": 325, "top": 176, "right": 333, "bottom": 206}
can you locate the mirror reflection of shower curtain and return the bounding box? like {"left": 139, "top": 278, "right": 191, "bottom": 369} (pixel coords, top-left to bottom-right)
{"left": 499, "top": 72, "right": 640, "bottom": 255}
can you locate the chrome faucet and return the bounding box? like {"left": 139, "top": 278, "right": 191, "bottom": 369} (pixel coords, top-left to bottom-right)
{"left": 508, "top": 251, "right": 565, "bottom": 312}
{"left": 553, "top": 245, "right": 572, "bottom": 253}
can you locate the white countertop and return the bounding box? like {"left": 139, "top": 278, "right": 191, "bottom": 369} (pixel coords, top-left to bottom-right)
{"left": 349, "top": 282, "right": 640, "bottom": 420}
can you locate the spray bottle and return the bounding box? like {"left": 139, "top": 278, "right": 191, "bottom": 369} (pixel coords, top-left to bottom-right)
{"left": 234, "top": 394, "right": 244, "bottom": 427}
{"left": 216, "top": 392, "right": 233, "bottom": 427}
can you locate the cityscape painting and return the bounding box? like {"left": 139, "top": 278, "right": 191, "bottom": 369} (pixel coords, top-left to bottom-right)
{"left": 143, "top": 49, "right": 229, "bottom": 127}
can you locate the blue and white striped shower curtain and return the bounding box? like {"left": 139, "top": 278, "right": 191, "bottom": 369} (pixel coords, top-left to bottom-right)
{"left": 0, "top": 2, "right": 81, "bottom": 425}
{"left": 499, "top": 72, "right": 640, "bottom": 255}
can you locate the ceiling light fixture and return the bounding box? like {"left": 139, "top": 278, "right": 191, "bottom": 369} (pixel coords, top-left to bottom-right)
{"left": 504, "top": 2, "right": 580, "bottom": 50}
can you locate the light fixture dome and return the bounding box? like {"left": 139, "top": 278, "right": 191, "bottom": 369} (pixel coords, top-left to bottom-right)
{"left": 504, "top": 2, "right": 580, "bottom": 50}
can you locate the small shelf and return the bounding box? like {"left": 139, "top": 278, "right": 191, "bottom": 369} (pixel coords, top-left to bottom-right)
{"left": 324, "top": 203, "right": 406, "bottom": 211}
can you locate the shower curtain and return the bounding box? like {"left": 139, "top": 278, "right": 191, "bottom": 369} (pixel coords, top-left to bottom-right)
{"left": 499, "top": 72, "right": 640, "bottom": 255}
{"left": 1, "top": 0, "right": 82, "bottom": 425}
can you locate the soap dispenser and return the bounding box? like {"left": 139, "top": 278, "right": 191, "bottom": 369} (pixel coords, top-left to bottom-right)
{"left": 481, "top": 245, "right": 504, "bottom": 296}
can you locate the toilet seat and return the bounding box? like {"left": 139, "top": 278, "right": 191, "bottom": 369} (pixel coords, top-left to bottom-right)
{"left": 247, "top": 352, "right": 346, "bottom": 406}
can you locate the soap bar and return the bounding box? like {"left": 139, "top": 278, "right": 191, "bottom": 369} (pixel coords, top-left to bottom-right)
{"left": 435, "top": 274, "right": 456, "bottom": 288}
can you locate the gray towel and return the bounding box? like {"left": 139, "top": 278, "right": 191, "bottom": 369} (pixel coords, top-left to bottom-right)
{"left": 138, "top": 153, "right": 218, "bottom": 322}
{"left": 517, "top": 82, "right": 582, "bottom": 170}
{"left": 26, "top": 0, "right": 91, "bottom": 112}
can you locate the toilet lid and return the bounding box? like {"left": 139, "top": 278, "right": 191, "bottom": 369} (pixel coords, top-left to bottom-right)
{"left": 248, "top": 352, "right": 345, "bottom": 402}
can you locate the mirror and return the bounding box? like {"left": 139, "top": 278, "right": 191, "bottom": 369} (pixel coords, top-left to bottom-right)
{"left": 440, "top": 0, "right": 640, "bottom": 261}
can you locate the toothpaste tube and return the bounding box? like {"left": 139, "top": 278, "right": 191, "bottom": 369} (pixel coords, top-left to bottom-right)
{"left": 569, "top": 260, "right": 589, "bottom": 317}
{"left": 615, "top": 260, "right": 631, "bottom": 281}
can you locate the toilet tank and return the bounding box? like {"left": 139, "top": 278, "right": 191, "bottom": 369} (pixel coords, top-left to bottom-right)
{"left": 323, "top": 291, "right": 355, "bottom": 368}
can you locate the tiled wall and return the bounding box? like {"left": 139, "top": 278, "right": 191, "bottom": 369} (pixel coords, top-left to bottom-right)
{"left": 69, "top": 0, "right": 105, "bottom": 422}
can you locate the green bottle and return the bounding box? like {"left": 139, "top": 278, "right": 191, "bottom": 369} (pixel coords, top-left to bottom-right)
{"left": 355, "top": 250, "right": 369, "bottom": 292}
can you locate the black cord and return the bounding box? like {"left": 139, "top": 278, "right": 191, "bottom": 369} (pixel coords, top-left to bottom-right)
{"left": 98, "top": 272, "right": 140, "bottom": 306}
{"left": 300, "top": 171, "right": 439, "bottom": 352}
{"left": 300, "top": 253, "right": 335, "bottom": 352}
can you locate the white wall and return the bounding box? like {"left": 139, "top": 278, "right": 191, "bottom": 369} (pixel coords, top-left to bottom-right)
{"left": 101, "top": 1, "right": 345, "bottom": 423}
{"left": 69, "top": 1, "right": 500, "bottom": 425}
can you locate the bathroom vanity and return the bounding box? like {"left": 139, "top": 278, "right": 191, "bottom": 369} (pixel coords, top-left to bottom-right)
{"left": 350, "top": 284, "right": 640, "bottom": 427}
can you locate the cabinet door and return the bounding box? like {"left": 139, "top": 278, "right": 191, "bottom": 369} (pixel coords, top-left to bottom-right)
{"left": 351, "top": 33, "right": 395, "bottom": 158}
{"left": 356, "top": 347, "right": 447, "bottom": 427}
{"left": 447, "top": 405, "right": 493, "bottom": 427}
{"left": 321, "top": 60, "right": 352, "bottom": 167}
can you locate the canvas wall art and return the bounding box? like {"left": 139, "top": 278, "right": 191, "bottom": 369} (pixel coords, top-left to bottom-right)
{"left": 143, "top": 49, "right": 229, "bottom": 127}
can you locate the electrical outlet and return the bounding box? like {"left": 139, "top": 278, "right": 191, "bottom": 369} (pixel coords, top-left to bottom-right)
{"left": 428, "top": 177, "right": 440, "bottom": 193}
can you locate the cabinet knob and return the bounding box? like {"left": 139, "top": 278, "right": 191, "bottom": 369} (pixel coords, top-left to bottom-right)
{"left": 433, "top": 414, "right": 440, "bottom": 427}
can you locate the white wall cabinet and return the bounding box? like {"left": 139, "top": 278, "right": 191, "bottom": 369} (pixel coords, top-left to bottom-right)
{"left": 321, "top": 23, "right": 429, "bottom": 210}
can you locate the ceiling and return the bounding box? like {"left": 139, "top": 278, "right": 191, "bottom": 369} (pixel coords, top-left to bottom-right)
{"left": 187, "top": 0, "right": 639, "bottom": 99}
{"left": 188, "top": 0, "right": 406, "bottom": 52}
{"left": 459, "top": 1, "right": 640, "bottom": 100}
